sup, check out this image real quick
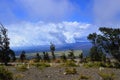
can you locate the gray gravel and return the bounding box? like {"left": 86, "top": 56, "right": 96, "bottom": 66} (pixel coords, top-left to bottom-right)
{"left": 8, "top": 66, "right": 120, "bottom": 80}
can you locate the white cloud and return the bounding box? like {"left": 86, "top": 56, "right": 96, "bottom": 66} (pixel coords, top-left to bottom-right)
{"left": 6, "top": 21, "right": 94, "bottom": 47}
{"left": 94, "top": 0, "right": 120, "bottom": 27}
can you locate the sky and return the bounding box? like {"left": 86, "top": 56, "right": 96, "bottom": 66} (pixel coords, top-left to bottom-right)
{"left": 0, "top": 0, "right": 120, "bottom": 47}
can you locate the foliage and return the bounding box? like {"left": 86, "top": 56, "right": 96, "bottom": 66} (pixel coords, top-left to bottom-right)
{"left": 0, "top": 66, "right": 13, "bottom": 80}
{"left": 43, "top": 52, "right": 50, "bottom": 62}
{"left": 34, "top": 62, "right": 50, "bottom": 69}
{"left": 64, "top": 67, "right": 77, "bottom": 75}
{"left": 14, "top": 73, "right": 24, "bottom": 80}
{"left": 60, "top": 53, "right": 67, "bottom": 62}
{"left": 16, "top": 64, "right": 28, "bottom": 72}
{"left": 83, "top": 62, "right": 106, "bottom": 68}
{"left": 98, "top": 72, "right": 115, "bottom": 80}
{"left": 0, "top": 23, "right": 16, "bottom": 65}
{"left": 62, "top": 60, "right": 78, "bottom": 67}
{"left": 79, "top": 74, "right": 90, "bottom": 80}
{"left": 102, "top": 54, "right": 106, "bottom": 63}
{"left": 34, "top": 53, "right": 41, "bottom": 62}
{"left": 88, "top": 27, "right": 120, "bottom": 62}
{"left": 20, "top": 51, "right": 26, "bottom": 62}
{"left": 54, "top": 59, "right": 61, "bottom": 63}
{"left": 89, "top": 46, "right": 103, "bottom": 61}
{"left": 68, "top": 49, "right": 75, "bottom": 60}
{"left": 105, "top": 63, "right": 113, "bottom": 68}
{"left": 79, "top": 52, "right": 83, "bottom": 61}
{"left": 113, "top": 62, "right": 120, "bottom": 68}
{"left": 50, "top": 42, "right": 56, "bottom": 60}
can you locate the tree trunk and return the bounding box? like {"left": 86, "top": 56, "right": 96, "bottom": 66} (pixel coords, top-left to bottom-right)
{"left": 51, "top": 51, "right": 55, "bottom": 60}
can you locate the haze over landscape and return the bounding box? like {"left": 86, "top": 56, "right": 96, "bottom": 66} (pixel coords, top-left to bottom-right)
{"left": 0, "top": 0, "right": 120, "bottom": 52}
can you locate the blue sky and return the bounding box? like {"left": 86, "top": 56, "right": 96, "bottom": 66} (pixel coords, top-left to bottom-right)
{"left": 0, "top": 0, "right": 120, "bottom": 47}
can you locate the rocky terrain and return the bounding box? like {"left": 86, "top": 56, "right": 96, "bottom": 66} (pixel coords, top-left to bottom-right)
{"left": 7, "top": 65, "right": 120, "bottom": 80}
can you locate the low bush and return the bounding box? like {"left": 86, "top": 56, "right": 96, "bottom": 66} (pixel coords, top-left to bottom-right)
{"left": 79, "top": 74, "right": 90, "bottom": 80}
{"left": 113, "top": 62, "right": 120, "bottom": 68}
{"left": 83, "top": 62, "right": 106, "bottom": 68}
{"left": 34, "top": 62, "right": 50, "bottom": 70}
{"left": 64, "top": 67, "right": 77, "bottom": 75}
{"left": 62, "top": 60, "right": 78, "bottom": 67}
{"left": 16, "top": 65, "right": 28, "bottom": 72}
{"left": 54, "top": 59, "right": 61, "bottom": 63}
{"left": 98, "top": 72, "right": 115, "bottom": 80}
{"left": 105, "top": 63, "right": 113, "bottom": 68}
{"left": 14, "top": 73, "right": 24, "bottom": 80}
{"left": 0, "top": 66, "right": 13, "bottom": 80}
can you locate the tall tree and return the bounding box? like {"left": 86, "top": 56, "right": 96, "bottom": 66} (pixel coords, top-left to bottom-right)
{"left": 88, "top": 32, "right": 105, "bottom": 61}
{"left": 79, "top": 52, "right": 83, "bottom": 62}
{"left": 35, "top": 53, "right": 41, "bottom": 62}
{"left": 68, "top": 49, "right": 75, "bottom": 60}
{"left": 50, "top": 42, "right": 56, "bottom": 60}
{"left": 88, "top": 27, "right": 120, "bottom": 62}
{"left": 60, "top": 53, "right": 67, "bottom": 61}
{"left": 99, "top": 27, "right": 120, "bottom": 62}
{"left": 0, "top": 23, "right": 16, "bottom": 65}
{"left": 20, "top": 51, "right": 26, "bottom": 62}
{"left": 43, "top": 52, "right": 50, "bottom": 62}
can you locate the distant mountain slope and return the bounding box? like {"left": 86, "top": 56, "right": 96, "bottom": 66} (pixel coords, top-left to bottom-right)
{"left": 11, "top": 42, "right": 92, "bottom": 56}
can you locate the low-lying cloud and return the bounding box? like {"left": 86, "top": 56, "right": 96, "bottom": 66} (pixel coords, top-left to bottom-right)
{"left": 6, "top": 21, "right": 96, "bottom": 47}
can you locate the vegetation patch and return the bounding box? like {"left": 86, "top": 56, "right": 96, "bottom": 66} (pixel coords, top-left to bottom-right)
{"left": 98, "top": 72, "right": 115, "bottom": 80}
{"left": 14, "top": 73, "right": 24, "bottom": 80}
{"left": 0, "top": 66, "right": 13, "bottom": 80}
{"left": 34, "top": 62, "right": 50, "bottom": 70}
{"left": 79, "top": 74, "right": 90, "bottom": 80}
{"left": 62, "top": 60, "right": 78, "bottom": 67}
{"left": 83, "top": 62, "right": 106, "bottom": 68}
{"left": 64, "top": 67, "right": 77, "bottom": 75}
{"left": 16, "top": 64, "right": 28, "bottom": 72}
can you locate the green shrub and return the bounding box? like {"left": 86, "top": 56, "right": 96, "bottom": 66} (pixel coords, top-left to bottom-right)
{"left": 83, "top": 62, "right": 94, "bottom": 68}
{"left": 16, "top": 65, "right": 28, "bottom": 72}
{"left": 34, "top": 62, "right": 50, "bottom": 69}
{"left": 64, "top": 67, "right": 77, "bottom": 75}
{"left": 14, "top": 73, "right": 24, "bottom": 80}
{"left": 94, "top": 62, "right": 106, "bottom": 67}
{"left": 98, "top": 72, "right": 115, "bottom": 80}
{"left": 79, "top": 74, "right": 90, "bottom": 80}
{"left": 106, "top": 63, "right": 113, "bottom": 68}
{"left": 0, "top": 66, "right": 13, "bottom": 80}
{"left": 83, "top": 62, "right": 106, "bottom": 68}
{"left": 62, "top": 60, "right": 78, "bottom": 67}
{"left": 113, "top": 62, "right": 120, "bottom": 68}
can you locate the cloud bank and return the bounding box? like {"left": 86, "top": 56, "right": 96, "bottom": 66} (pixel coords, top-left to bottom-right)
{"left": 6, "top": 21, "right": 96, "bottom": 47}
{"left": 94, "top": 0, "right": 120, "bottom": 27}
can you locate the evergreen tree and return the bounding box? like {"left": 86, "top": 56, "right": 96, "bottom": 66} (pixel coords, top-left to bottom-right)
{"left": 43, "top": 52, "right": 50, "bottom": 62}
{"left": 89, "top": 46, "right": 102, "bottom": 61}
{"left": 88, "top": 27, "right": 120, "bottom": 62}
{"left": 79, "top": 52, "right": 83, "bottom": 62}
{"left": 87, "top": 32, "right": 104, "bottom": 61}
{"left": 0, "top": 23, "right": 15, "bottom": 65}
{"left": 20, "top": 51, "right": 26, "bottom": 62}
{"left": 102, "top": 54, "right": 106, "bottom": 63}
{"left": 50, "top": 42, "right": 56, "bottom": 60}
{"left": 35, "top": 53, "right": 41, "bottom": 62}
{"left": 45, "top": 52, "right": 50, "bottom": 61}
{"left": 43, "top": 52, "right": 46, "bottom": 61}
{"left": 60, "top": 53, "right": 67, "bottom": 61}
{"left": 68, "top": 49, "right": 75, "bottom": 60}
